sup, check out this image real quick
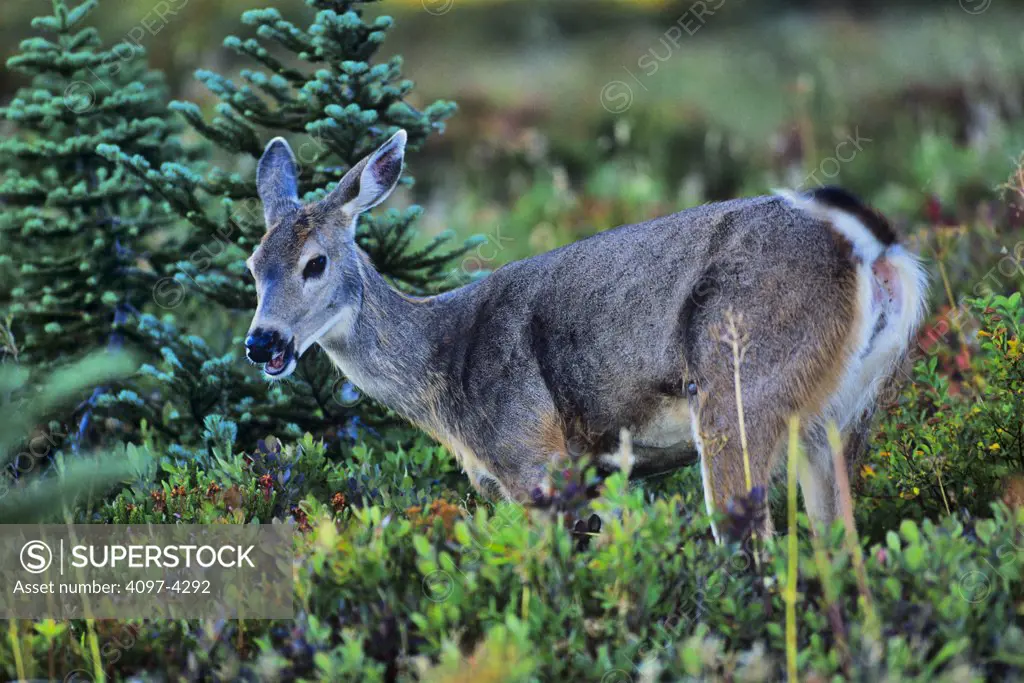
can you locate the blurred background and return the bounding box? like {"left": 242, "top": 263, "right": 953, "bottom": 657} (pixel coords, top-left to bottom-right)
{"left": 5, "top": 0, "right": 1024, "bottom": 266}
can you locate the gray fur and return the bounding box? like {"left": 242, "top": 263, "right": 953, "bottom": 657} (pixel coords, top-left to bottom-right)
{"left": 247, "top": 131, "right": 924, "bottom": 537}
{"left": 256, "top": 137, "right": 301, "bottom": 227}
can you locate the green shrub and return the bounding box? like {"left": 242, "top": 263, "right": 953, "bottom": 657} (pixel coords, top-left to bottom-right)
{"left": 860, "top": 294, "right": 1024, "bottom": 536}
{"left": 6, "top": 466, "right": 1024, "bottom": 681}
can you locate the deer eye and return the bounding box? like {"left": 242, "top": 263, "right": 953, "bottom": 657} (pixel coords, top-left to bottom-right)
{"left": 302, "top": 255, "right": 327, "bottom": 280}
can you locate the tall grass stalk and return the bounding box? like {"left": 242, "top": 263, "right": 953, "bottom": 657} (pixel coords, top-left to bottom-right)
{"left": 795, "top": 74, "right": 817, "bottom": 176}
{"left": 7, "top": 620, "right": 25, "bottom": 682}
{"left": 935, "top": 244, "right": 970, "bottom": 365}
{"left": 724, "top": 310, "right": 761, "bottom": 566}
{"left": 724, "top": 311, "right": 753, "bottom": 493}
{"left": 934, "top": 459, "right": 952, "bottom": 516}
{"left": 785, "top": 416, "right": 800, "bottom": 683}
{"left": 827, "top": 423, "right": 880, "bottom": 641}
{"left": 64, "top": 506, "right": 105, "bottom": 682}
{"left": 617, "top": 427, "right": 634, "bottom": 478}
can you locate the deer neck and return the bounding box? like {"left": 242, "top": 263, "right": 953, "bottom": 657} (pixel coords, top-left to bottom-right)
{"left": 316, "top": 249, "right": 446, "bottom": 423}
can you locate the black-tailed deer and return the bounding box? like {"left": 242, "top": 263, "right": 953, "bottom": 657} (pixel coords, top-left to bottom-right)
{"left": 245, "top": 130, "right": 928, "bottom": 537}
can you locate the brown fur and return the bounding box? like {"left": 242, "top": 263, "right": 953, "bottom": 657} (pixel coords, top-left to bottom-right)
{"left": 247, "top": 132, "right": 928, "bottom": 542}
{"left": 530, "top": 411, "right": 572, "bottom": 459}
{"left": 686, "top": 223, "right": 862, "bottom": 535}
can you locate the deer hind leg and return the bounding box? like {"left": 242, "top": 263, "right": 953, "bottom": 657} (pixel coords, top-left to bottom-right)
{"left": 798, "top": 422, "right": 843, "bottom": 531}
{"left": 686, "top": 303, "right": 857, "bottom": 542}
{"left": 799, "top": 401, "right": 879, "bottom": 533}
{"left": 799, "top": 250, "right": 926, "bottom": 531}
{"left": 690, "top": 389, "right": 787, "bottom": 541}
{"left": 801, "top": 355, "right": 907, "bottom": 532}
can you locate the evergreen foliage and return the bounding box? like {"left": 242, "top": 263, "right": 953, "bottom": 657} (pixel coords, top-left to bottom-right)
{"left": 100, "top": 0, "right": 470, "bottom": 447}
{"left": 0, "top": 0, "right": 183, "bottom": 367}
{"left": 0, "top": 352, "right": 151, "bottom": 523}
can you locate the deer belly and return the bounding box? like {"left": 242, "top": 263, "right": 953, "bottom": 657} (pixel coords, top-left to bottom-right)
{"left": 634, "top": 399, "right": 694, "bottom": 448}
{"left": 598, "top": 398, "right": 697, "bottom": 473}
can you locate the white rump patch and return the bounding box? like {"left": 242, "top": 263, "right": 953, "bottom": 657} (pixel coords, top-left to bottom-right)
{"left": 778, "top": 189, "right": 929, "bottom": 435}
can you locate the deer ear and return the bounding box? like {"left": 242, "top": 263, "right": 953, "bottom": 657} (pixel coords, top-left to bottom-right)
{"left": 348, "top": 129, "right": 406, "bottom": 213}
{"left": 257, "top": 137, "right": 301, "bottom": 228}
{"left": 318, "top": 130, "right": 407, "bottom": 236}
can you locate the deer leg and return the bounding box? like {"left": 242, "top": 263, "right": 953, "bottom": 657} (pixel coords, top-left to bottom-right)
{"left": 690, "top": 391, "right": 784, "bottom": 542}
{"left": 684, "top": 309, "right": 854, "bottom": 542}
{"left": 797, "top": 424, "right": 839, "bottom": 532}
{"left": 799, "top": 407, "right": 875, "bottom": 534}
{"left": 473, "top": 471, "right": 512, "bottom": 501}
{"left": 463, "top": 452, "right": 553, "bottom": 503}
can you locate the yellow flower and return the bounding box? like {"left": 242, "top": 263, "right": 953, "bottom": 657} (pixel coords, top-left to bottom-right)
{"left": 878, "top": 450, "right": 891, "bottom": 458}
{"left": 900, "top": 487, "right": 920, "bottom": 500}
{"left": 978, "top": 330, "right": 991, "bottom": 337}
{"left": 861, "top": 465, "right": 876, "bottom": 478}
{"left": 989, "top": 443, "right": 1002, "bottom": 452}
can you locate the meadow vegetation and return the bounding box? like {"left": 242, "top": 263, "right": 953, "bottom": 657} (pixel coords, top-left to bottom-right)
{"left": 3, "top": 0, "right": 1024, "bottom": 680}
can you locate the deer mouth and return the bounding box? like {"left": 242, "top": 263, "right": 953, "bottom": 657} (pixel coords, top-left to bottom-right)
{"left": 263, "top": 338, "right": 296, "bottom": 378}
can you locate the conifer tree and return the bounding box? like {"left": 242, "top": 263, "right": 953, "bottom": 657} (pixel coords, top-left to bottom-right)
{"left": 0, "top": 0, "right": 184, "bottom": 368}
{"left": 101, "top": 0, "right": 471, "bottom": 447}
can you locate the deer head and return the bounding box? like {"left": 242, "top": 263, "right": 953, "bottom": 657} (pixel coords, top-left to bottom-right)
{"left": 244, "top": 130, "right": 407, "bottom": 379}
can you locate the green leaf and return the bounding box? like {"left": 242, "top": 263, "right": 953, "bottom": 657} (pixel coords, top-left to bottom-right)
{"left": 900, "top": 519, "right": 920, "bottom": 545}
{"left": 905, "top": 545, "right": 925, "bottom": 571}
{"left": 413, "top": 534, "right": 434, "bottom": 559}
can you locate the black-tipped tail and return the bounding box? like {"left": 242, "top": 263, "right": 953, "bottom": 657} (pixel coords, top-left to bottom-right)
{"left": 803, "top": 186, "right": 897, "bottom": 246}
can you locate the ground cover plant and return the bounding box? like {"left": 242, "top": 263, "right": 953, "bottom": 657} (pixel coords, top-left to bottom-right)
{"left": 4, "top": 0, "right": 1024, "bottom": 681}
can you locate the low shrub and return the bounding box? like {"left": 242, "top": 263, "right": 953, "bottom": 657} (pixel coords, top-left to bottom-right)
{"left": 6, "top": 458, "right": 1024, "bottom": 681}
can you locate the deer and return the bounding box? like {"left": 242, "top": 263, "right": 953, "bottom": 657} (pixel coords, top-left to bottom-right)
{"left": 244, "top": 129, "right": 928, "bottom": 539}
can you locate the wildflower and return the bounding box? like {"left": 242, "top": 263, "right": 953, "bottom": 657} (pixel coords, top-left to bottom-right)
{"left": 290, "top": 506, "right": 311, "bottom": 532}
{"left": 899, "top": 487, "right": 920, "bottom": 500}
{"left": 990, "top": 443, "right": 1002, "bottom": 452}
{"left": 258, "top": 473, "right": 274, "bottom": 501}
{"left": 861, "top": 465, "right": 876, "bottom": 478}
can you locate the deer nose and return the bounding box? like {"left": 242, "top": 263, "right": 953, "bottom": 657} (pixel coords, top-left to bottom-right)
{"left": 245, "top": 328, "right": 284, "bottom": 363}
